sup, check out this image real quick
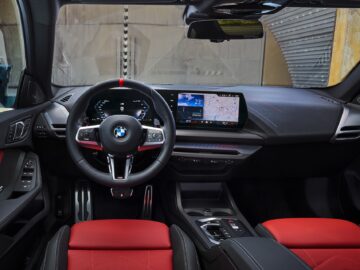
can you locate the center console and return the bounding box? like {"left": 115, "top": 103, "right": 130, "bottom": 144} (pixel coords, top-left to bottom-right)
{"left": 169, "top": 182, "right": 311, "bottom": 270}
{"left": 173, "top": 182, "right": 256, "bottom": 249}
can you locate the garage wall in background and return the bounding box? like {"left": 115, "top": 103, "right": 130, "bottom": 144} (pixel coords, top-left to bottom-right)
{"left": 263, "top": 8, "right": 337, "bottom": 88}
{"left": 328, "top": 9, "right": 360, "bottom": 86}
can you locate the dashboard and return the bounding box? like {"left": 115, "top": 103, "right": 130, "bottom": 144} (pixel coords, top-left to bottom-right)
{"left": 43, "top": 84, "right": 348, "bottom": 145}
{"left": 40, "top": 84, "right": 349, "bottom": 145}
{"left": 85, "top": 90, "right": 248, "bottom": 130}
{"left": 31, "top": 83, "right": 360, "bottom": 180}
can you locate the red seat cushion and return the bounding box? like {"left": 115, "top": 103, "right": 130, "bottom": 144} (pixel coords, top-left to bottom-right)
{"left": 262, "top": 218, "right": 360, "bottom": 248}
{"left": 68, "top": 220, "right": 173, "bottom": 270}
{"left": 69, "top": 219, "right": 171, "bottom": 250}
{"left": 292, "top": 249, "right": 360, "bottom": 270}
{"left": 262, "top": 218, "right": 360, "bottom": 270}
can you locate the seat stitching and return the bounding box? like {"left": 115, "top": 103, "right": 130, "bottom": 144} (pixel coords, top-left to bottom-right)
{"left": 314, "top": 255, "right": 360, "bottom": 270}
{"left": 302, "top": 249, "right": 317, "bottom": 267}
{"left": 313, "top": 255, "right": 342, "bottom": 270}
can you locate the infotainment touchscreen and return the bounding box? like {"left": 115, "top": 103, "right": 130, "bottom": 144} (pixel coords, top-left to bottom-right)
{"left": 177, "top": 92, "right": 240, "bottom": 127}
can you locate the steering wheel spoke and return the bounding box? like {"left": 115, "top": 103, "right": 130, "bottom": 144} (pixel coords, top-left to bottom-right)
{"left": 107, "top": 154, "right": 133, "bottom": 181}
{"left": 138, "top": 125, "right": 165, "bottom": 152}
{"left": 76, "top": 125, "right": 103, "bottom": 151}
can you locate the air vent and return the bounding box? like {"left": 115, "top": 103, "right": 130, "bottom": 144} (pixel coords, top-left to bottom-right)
{"left": 60, "top": 95, "right": 72, "bottom": 103}
{"left": 52, "top": 124, "right": 66, "bottom": 129}
{"left": 333, "top": 106, "right": 360, "bottom": 142}
{"left": 340, "top": 126, "right": 360, "bottom": 132}
{"left": 55, "top": 130, "right": 66, "bottom": 137}
{"left": 51, "top": 124, "right": 66, "bottom": 138}
{"left": 336, "top": 132, "right": 360, "bottom": 140}
{"left": 335, "top": 126, "right": 360, "bottom": 140}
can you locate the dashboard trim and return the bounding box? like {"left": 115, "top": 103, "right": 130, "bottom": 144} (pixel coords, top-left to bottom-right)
{"left": 176, "top": 129, "right": 264, "bottom": 142}
{"left": 172, "top": 143, "right": 261, "bottom": 160}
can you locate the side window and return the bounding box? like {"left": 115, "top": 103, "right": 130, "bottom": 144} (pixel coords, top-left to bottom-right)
{"left": 0, "top": 0, "right": 25, "bottom": 111}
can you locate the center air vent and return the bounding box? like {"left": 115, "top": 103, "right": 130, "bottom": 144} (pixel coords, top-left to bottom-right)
{"left": 51, "top": 124, "right": 66, "bottom": 137}
{"left": 333, "top": 105, "right": 360, "bottom": 142}
{"left": 60, "top": 94, "right": 72, "bottom": 103}
{"left": 43, "top": 103, "right": 69, "bottom": 139}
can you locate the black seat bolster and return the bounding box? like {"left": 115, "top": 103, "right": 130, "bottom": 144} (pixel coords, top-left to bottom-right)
{"left": 170, "top": 225, "right": 201, "bottom": 270}
{"left": 41, "top": 225, "right": 69, "bottom": 270}
{"left": 41, "top": 224, "right": 200, "bottom": 270}
{"left": 221, "top": 237, "right": 311, "bottom": 270}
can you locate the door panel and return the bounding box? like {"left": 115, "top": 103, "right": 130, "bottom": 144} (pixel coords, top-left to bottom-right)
{"left": 0, "top": 103, "right": 50, "bottom": 266}
{"left": 0, "top": 0, "right": 52, "bottom": 266}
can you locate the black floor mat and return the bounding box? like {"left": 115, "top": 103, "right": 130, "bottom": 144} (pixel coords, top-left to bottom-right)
{"left": 91, "top": 181, "right": 166, "bottom": 222}
{"left": 92, "top": 183, "right": 144, "bottom": 220}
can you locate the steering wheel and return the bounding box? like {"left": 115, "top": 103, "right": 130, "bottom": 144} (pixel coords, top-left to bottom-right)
{"left": 66, "top": 79, "right": 176, "bottom": 188}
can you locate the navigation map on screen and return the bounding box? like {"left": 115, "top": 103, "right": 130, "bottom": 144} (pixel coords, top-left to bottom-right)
{"left": 177, "top": 93, "right": 240, "bottom": 126}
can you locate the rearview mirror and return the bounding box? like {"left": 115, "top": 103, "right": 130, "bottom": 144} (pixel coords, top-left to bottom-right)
{"left": 187, "top": 19, "right": 264, "bottom": 42}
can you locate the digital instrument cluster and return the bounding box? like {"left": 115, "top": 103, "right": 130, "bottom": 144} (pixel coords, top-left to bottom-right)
{"left": 85, "top": 90, "right": 154, "bottom": 125}
{"left": 85, "top": 89, "right": 247, "bottom": 130}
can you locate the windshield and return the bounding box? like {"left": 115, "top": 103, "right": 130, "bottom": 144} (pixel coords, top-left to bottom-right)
{"left": 53, "top": 5, "right": 360, "bottom": 88}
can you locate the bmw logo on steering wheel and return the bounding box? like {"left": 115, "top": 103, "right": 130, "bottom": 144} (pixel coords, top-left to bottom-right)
{"left": 113, "top": 126, "right": 127, "bottom": 139}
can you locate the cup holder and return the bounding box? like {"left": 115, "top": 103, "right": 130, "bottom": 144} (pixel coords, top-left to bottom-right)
{"left": 212, "top": 211, "right": 233, "bottom": 216}
{"left": 185, "top": 209, "right": 206, "bottom": 216}
{"left": 185, "top": 208, "right": 234, "bottom": 217}
{"left": 187, "top": 211, "right": 204, "bottom": 217}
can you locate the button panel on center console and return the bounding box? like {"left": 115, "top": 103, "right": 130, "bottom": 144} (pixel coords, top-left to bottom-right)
{"left": 197, "top": 217, "right": 251, "bottom": 244}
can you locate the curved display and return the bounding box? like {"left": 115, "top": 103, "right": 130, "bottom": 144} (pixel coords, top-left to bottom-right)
{"left": 85, "top": 89, "right": 248, "bottom": 130}
{"left": 177, "top": 92, "right": 241, "bottom": 127}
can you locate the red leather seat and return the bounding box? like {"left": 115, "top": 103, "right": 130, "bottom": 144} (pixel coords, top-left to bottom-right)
{"left": 258, "top": 218, "right": 360, "bottom": 270}
{"left": 42, "top": 219, "right": 200, "bottom": 270}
